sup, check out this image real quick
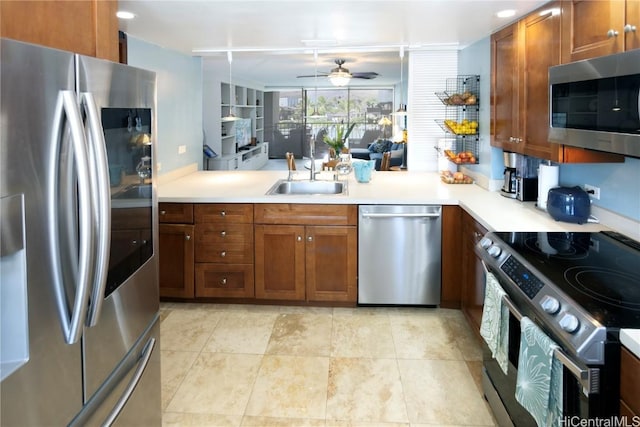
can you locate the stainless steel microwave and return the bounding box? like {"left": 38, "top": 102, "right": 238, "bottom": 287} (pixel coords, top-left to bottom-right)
{"left": 548, "top": 49, "right": 640, "bottom": 158}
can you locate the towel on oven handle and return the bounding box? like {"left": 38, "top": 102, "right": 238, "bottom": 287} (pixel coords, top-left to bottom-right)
{"left": 515, "top": 317, "right": 564, "bottom": 427}
{"left": 480, "top": 272, "right": 509, "bottom": 374}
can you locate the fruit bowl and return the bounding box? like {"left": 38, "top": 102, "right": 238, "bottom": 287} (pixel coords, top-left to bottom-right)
{"left": 443, "top": 150, "right": 477, "bottom": 164}
{"left": 440, "top": 170, "right": 474, "bottom": 184}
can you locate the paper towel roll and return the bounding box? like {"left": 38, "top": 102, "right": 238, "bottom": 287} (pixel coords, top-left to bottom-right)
{"left": 537, "top": 164, "right": 559, "bottom": 210}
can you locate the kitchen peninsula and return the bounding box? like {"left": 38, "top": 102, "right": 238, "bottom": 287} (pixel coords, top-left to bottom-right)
{"left": 158, "top": 168, "right": 609, "bottom": 233}
{"left": 158, "top": 167, "right": 614, "bottom": 308}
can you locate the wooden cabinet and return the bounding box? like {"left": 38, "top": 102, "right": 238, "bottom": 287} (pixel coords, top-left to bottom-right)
{"left": 159, "top": 203, "right": 195, "bottom": 299}
{"left": 254, "top": 204, "right": 357, "bottom": 304}
{"left": 620, "top": 347, "right": 640, "bottom": 419}
{"left": 460, "top": 210, "right": 488, "bottom": 337}
{"left": 0, "top": 0, "right": 119, "bottom": 62}
{"left": 491, "top": 2, "right": 624, "bottom": 163}
{"left": 441, "top": 206, "right": 463, "bottom": 309}
{"left": 561, "top": 0, "right": 640, "bottom": 63}
{"left": 194, "top": 204, "right": 254, "bottom": 298}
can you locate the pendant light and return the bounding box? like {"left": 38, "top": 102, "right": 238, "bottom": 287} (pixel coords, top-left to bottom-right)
{"left": 224, "top": 50, "right": 237, "bottom": 120}
{"left": 308, "top": 50, "right": 322, "bottom": 118}
{"left": 394, "top": 46, "right": 407, "bottom": 115}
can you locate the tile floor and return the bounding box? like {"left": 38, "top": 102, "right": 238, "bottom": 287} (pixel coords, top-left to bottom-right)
{"left": 159, "top": 303, "right": 497, "bottom": 427}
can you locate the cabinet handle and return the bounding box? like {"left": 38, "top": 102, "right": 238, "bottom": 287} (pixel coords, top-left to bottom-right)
{"left": 185, "top": 234, "right": 191, "bottom": 241}
{"left": 297, "top": 236, "right": 302, "bottom": 241}
{"left": 220, "top": 251, "right": 226, "bottom": 257}
{"left": 607, "top": 29, "right": 619, "bottom": 38}
{"left": 131, "top": 240, "right": 138, "bottom": 245}
{"left": 220, "top": 210, "right": 226, "bottom": 217}
{"left": 624, "top": 24, "right": 637, "bottom": 33}
{"left": 307, "top": 236, "right": 313, "bottom": 242}
{"left": 220, "top": 278, "right": 227, "bottom": 286}
{"left": 160, "top": 210, "right": 166, "bottom": 215}
{"left": 220, "top": 231, "right": 226, "bottom": 237}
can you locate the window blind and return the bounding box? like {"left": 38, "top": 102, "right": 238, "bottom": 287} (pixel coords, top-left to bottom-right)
{"left": 407, "top": 50, "right": 458, "bottom": 171}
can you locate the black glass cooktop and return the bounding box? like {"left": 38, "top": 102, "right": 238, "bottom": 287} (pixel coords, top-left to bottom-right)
{"left": 493, "top": 231, "right": 640, "bottom": 329}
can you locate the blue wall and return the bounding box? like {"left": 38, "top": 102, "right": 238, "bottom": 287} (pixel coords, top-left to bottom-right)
{"left": 127, "top": 36, "right": 203, "bottom": 175}
{"left": 459, "top": 37, "right": 640, "bottom": 222}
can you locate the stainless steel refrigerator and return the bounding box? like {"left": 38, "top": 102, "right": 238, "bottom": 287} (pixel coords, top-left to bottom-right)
{"left": 1, "top": 38, "right": 161, "bottom": 426}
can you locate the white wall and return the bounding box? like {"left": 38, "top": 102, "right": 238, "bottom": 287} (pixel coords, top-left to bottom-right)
{"left": 127, "top": 36, "right": 203, "bottom": 175}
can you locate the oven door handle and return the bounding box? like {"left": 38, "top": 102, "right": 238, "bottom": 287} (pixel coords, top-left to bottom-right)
{"left": 481, "top": 261, "right": 600, "bottom": 396}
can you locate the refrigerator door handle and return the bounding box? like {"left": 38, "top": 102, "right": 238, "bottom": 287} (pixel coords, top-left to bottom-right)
{"left": 49, "top": 90, "right": 94, "bottom": 345}
{"left": 102, "top": 337, "right": 156, "bottom": 427}
{"left": 82, "top": 92, "right": 111, "bottom": 327}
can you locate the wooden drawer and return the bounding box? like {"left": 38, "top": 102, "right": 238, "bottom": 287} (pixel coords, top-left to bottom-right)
{"left": 195, "top": 223, "right": 253, "bottom": 245}
{"left": 620, "top": 347, "right": 640, "bottom": 416}
{"left": 159, "top": 203, "right": 193, "bottom": 224}
{"left": 195, "top": 263, "right": 254, "bottom": 298}
{"left": 195, "top": 204, "right": 253, "bottom": 224}
{"left": 254, "top": 204, "right": 357, "bottom": 225}
{"left": 195, "top": 223, "right": 253, "bottom": 264}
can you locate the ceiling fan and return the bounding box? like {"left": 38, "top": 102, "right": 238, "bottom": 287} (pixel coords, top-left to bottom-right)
{"left": 297, "top": 59, "right": 379, "bottom": 86}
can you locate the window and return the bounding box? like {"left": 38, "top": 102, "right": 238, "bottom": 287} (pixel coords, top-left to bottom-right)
{"left": 268, "top": 88, "right": 393, "bottom": 158}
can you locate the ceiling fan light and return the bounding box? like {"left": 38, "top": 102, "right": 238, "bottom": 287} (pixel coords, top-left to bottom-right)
{"left": 328, "top": 70, "right": 351, "bottom": 87}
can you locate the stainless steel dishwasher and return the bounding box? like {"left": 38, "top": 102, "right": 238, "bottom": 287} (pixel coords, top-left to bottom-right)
{"left": 358, "top": 205, "right": 442, "bottom": 305}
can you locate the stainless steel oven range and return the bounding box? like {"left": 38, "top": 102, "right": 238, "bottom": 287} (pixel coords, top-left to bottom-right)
{"left": 475, "top": 230, "right": 640, "bottom": 426}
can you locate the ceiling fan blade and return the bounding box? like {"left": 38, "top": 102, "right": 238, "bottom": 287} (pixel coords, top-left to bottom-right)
{"left": 297, "top": 72, "right": 329, "bottom": 78}
{"left": 352, "top": 72, "right": 379, "bottom": 79}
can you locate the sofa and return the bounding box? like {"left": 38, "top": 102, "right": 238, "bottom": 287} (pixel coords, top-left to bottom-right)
{"left": 351, "top": 139, "right": 404, "bottom": 170}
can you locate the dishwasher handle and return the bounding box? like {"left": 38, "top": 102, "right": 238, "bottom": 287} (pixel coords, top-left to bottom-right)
{"left": 360, "top": 212, "right": 441, "bottom": 219}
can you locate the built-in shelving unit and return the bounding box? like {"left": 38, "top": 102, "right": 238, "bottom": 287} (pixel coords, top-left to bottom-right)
{"left": 207, "top": 82, "right": 268, "bottom": 170}
{"left": 435, "top": 75, "right": 480, "bottom": 165}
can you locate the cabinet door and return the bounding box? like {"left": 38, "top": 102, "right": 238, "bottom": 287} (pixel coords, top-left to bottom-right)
{"left": 305, "top": 226, "right": 357, "bottom": 303}
{"left": 159, "top": 224, "right": 195, "bottom": 299}
{"left": 626, "top": 1, "right": 640, "bottom": 50}
{"left": 561, "top": 0, "right": 626, "bottom": 63}
{"left": 460, "top": 213, "right": 488, "bottom": 336}
{"left": 521, "top": 5, "right": 562, "bottom": 160}
{"left": 441, "top": 205, "right": 463, "bottom": 309}
{"left": 0, "top": 0, "right": 119, "bottom": 61}
{"left": 491, "top": 23, "right": 520, "bottom": 151}
{"left": 254, "top": 225, "right": 306, "bottom": 301}
{"left": 195, "top": 264, "right": 254, "bottom": 298}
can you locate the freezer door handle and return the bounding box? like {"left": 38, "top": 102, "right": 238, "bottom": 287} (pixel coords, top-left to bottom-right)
{"left": 102, "top": 337, "right": 156, "bottom": 427}
{"left": 82, "top": 92, "right": 111, "bottom": 327}
{"left": 48, "top": 90, "right": 94, "bottom": 345}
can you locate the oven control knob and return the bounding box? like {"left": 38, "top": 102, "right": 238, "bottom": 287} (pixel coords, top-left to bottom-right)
{"left": 479, "top": 237, "right": 493, "bottom": 249}
{"left": 559, "top": 313, "right": 580, "bottom": 333}
{"left": 540, "top": 295, "right": 561, "bottom": 315}
{"left": 487, "top": 245, "right": 502, "bottom": 258}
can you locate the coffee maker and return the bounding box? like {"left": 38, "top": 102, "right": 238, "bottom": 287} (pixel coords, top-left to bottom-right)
{"left": 501, "top": 152, "right": 518, "bottom": 198}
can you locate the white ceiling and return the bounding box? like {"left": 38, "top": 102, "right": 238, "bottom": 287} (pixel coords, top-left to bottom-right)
{"left": 118, "top": 0, "right": 548, "bottom": 88}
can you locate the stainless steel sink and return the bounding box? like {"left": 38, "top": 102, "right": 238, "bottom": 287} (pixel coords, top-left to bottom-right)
{"left": 266, "top": 179, "right": 347, "bottom": 195}
{"left": 114, "top": 184, "right": 152, "bottom": 200}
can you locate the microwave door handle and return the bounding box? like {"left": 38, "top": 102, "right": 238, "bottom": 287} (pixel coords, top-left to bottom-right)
{"left": 48, "top": 90, "right": 94, "bottom": 345}
{"left": 82, "top": 92, "right": 111, "bottom": 327}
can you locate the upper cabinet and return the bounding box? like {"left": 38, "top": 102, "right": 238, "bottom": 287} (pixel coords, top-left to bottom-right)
{"left": 490, "top": 1, "right": 625, "bottom": 163}
{"left": 0, "top": 0, "right": 119, "bottom": 62}
{"left": 561, "top": 0, "right": 640, "bottom": 63}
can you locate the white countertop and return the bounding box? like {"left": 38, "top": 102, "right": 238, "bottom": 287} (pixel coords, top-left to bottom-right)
{"left": 621, "top": 329, "right": 640, "bottom": 358}
{"left": 158, "top": 170, "right": 607, "bottom": 233}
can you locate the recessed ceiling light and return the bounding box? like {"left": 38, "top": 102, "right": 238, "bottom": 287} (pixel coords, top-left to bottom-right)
{"left": 496, "top": 9, "right": 516, "bottom": 18}
{"left": 116, "top": 10, "right": 135, "bottom": 20}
